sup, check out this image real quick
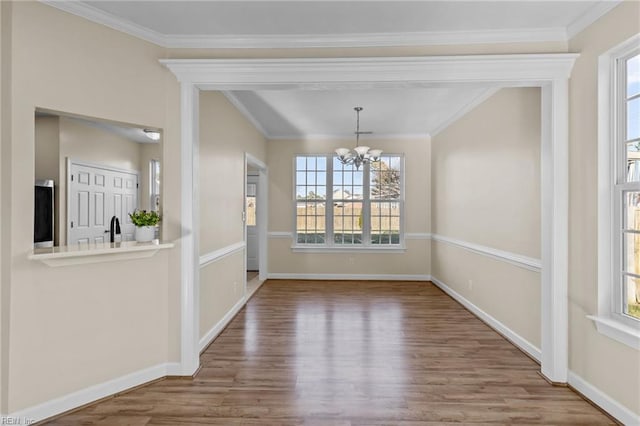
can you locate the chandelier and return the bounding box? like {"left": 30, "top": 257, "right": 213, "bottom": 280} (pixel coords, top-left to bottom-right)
{"left": 335, "top": 107, "right": 382, "bottom": 169}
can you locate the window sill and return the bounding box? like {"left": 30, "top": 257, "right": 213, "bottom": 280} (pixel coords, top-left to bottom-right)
{"left": 587, "top": 315, "right": 640, "bottom": 350}
{"left": 29, "top": 240, "right": 174, "bottom": 267}
{"left": 291, "top": 245, "right": 406, "bottom": 254}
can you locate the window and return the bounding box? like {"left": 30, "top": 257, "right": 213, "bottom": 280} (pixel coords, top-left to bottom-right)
{"left": 294, "top": 154, "right": 404, "bottom": 250}
{"left": 150, "top": 159, "right": 161, "bottom": 212}
{"left": 594, "top": 34, "right": 640, "bottom": 349}
{"left": 617, "top": 49, "right": 640, "bottom": 322}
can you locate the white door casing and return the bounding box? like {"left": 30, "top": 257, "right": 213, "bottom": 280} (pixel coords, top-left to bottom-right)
{"left": 68, "top": 161, "right": 139, "bottom": 244}
{"left": 162, "top": 54, "right": 577, "bottom": 381}
{"left": 246, "top": 175, "right": 259, "bottom": 271}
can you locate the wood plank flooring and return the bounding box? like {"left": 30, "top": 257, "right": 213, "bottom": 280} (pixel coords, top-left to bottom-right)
{"left": 44, "top": 281, "right": 614, "bottom": 425}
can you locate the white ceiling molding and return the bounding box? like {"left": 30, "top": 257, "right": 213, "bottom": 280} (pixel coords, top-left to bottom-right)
{"left": 40, "top": 0, "right": 610, "bottom": 49}
{"left": 566, "top": 0, "right": 623, "bottom": 39}
{"left": 430, "top": 87, "right": 501, "bottom": 137}
{"left": 40, "top": 0, "right": 167, "bottom": 46}
{"left": 163, "top": 28, "right": 568, "bottom": 49}
{"left": 221, "top": 91, "right": 270, "bottom": 139}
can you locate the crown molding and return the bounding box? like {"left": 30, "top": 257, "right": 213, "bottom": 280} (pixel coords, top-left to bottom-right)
{"left": 221, "top": 91, "right": 270, "bottom": 138}
{"left": 40, "top": 0, "right": 167, "bottom": 46}
{"left": 566, "top": 0, "right": 623, "bottom": 39}
{"left": 41, "top": 1, "right": 570, "bottom": 49}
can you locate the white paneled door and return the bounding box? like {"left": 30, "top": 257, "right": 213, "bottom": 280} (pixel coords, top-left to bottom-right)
{"left": 246, "top": 175, "right": 259, "bottom": 271}
{"left": 68, "top": 161, "right": 139, "bottom": 245}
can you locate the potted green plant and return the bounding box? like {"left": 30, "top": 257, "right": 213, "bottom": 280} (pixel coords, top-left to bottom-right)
{"left": 128, "top": 210, "right": 161, "bottom": 242}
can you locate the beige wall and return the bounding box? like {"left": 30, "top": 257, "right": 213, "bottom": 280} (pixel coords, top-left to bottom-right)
{"left": 5, "top": 1, "right": 181, "bottom": 412}
{"left": 200, "top": 253, "right": 245, "bottom": 339}
{"left": 198, "top": 91, "right": 266, "bottom": 338}
{"left": 267, "top": 137, "right": 431, "bottom": 276}
{"left": 0, "top": 0, "right": 10, "bottom": 414}
{"left": 166, "top": 41, "right": 568, "bottom": 60}
{"left": 431, "top": 88, "right": 542, "bottom": 348}
{"left": 199, "top": 91, "right": 266, "bottom": 255}
{"left": 568, "top": 0, "right": 640, "bottom": 415}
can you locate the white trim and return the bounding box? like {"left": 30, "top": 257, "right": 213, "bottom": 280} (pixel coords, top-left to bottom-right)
{"left": 587, "top": 315, "right": 640, "bottom": 350}
{"left": 222, "top": 92, "right": 269, "bottom": 138}
{"left": 37, "top": 3, "right": 570, "bottom": 49}
{"left": 568, "top": 370, "right": 640, "bottom": 426}
{"left": 430, "top": 276, "right": 542, "bottom": 362}
{"left": 29, "top": 241, "right": 174, "bottom": 267}
{"left": 199, "top": 296, "right": 246, "bottom": 352}
{"left": 163, "top": 53, "right": 577, "bottom": 392}
{"left": 268, "top": 273, "right": 431, "bottom": 281}
{"left": 268, "top": 231, "right": 293, "bottom": 239}
{"left": 7, "top": 362, "right": 181, "bottom": 424}
{"left": 595, "top": 34, "right": 640, "bottom": 350}
{"left": 431, "top": 233, "right": 541, "bottom": 272}
{"left": 404, "top": 232, "right": 432, "bottom": 240}
{"left": 566, "top": 0, "right": 624, "bottom": 39}
{"left": 430, "top": 87, "right": 500, "bottom": 137}
{"left": 540, "top": 79, "right": 570, "bottom": 383}
{"left": 199, "top": 241, "right": 246, "bottom": 268}
{"left": 179, "top": 83, "right": 200, "bottom": 376}
{"left": 40, "top": 0, "right": 167, "bottom": 47}
{"left": 162, "top": 55, "right": 579, "bottom": 89}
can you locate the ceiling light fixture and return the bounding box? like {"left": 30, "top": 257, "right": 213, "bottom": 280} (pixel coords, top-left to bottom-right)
{"left": 335, "top": 107, "right": 382, "bottom": 170}
{"left": 143, "top": 129, "right": 161, "bottom": 141}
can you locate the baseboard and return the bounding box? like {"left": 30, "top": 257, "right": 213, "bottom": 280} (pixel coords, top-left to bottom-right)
{"left": 430, "top": 275, "right": 542, "bottom": 362}
{"left": 199, "top": 296, "right": 247, "bottom": 353}
{"left": 267, "top": 273, "right": 432, "bottom": 281}
{"left": 568, "top": 371, "right": 640, "bottom": 425}
{"left": 8, "top": 362, "right": 181, "bottom": 424}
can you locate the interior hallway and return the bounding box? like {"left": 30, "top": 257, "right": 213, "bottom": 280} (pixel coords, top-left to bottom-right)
{"left": 43, "top": 281, "right": 614, "bottom": 425}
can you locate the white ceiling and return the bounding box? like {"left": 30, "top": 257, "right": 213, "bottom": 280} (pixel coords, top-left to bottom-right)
{"left": 226, "top": 87, "right": 495, "bottom": 139}
{"left": 43, "top": 0, "right": 620, "bottom": 139}
{"left": 49, "top": 0, "right": 620, "bottom": 48}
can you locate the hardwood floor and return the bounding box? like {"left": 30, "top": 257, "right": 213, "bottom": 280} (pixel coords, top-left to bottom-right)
{"left": 44, "top": 281, "right": 615, "bottom": 425}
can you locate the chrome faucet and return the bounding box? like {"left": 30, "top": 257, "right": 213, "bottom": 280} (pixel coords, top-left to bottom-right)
{"left": 109, "top": 215, "right": 121, "bottom": 243}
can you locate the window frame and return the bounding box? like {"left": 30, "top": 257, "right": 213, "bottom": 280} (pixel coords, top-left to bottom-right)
{"left": 292, "top": 153, "right": 405, "bottom": 253}
{"left": 594, "top": 34, "right": 640, "bottom": 350}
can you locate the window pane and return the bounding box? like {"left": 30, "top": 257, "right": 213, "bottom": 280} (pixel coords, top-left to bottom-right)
{"left": 623, "top": 231, "right": 640, "bottom": 275}
{"left": 295, "top": 156, "right": 327, "bottom": 244}
{"left": 296, "top": 201, "right": 324, "bottom": 244}
{"left": 371, "top": 201, "right": 401, "bottom": 245}
{"left": 624, "top": 191, "right": 640, "bottom": 231}
{"left": 626, "top": 142, "right": 640, "bottom": 182}
{"left": 627, "top": 97, "right": 640, "bottom": 141}
{"left": 370, "top": 156, "right": 401, "bottom": 200}
{"left": 623, "top": 276, "right": 640, "bottom": 319}
{"left": 333, "top": 201, "right": 362, "bottom": 245}
{"left": 246, "top": 196, "right": 256, "bottom": 226}
{"left": 628, "top": 54, "right": 640, "bottom": 98}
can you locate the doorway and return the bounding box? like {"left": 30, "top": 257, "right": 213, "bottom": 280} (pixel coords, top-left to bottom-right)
{"left": 244, "top": 153, "right": 268, "bottom": 299}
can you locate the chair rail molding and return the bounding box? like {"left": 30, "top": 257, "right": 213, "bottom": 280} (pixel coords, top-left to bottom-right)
{"left": 162, "top": 53, "right": 578, "bottom": 383}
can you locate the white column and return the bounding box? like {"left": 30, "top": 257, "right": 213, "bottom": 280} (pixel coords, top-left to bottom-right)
{"left": 180, "top": 82, "right": 200, "bottom": 375}
{"left": 540, "top": 78, "right": 569, "bottom": 383}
